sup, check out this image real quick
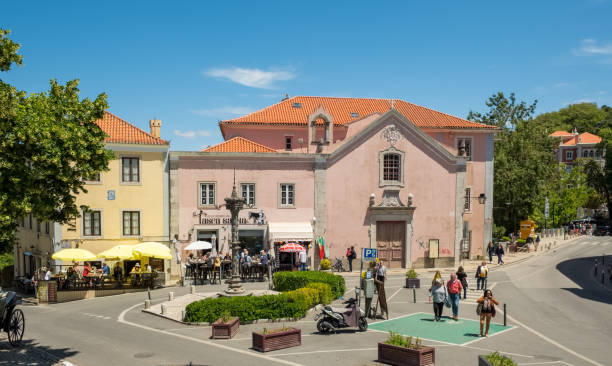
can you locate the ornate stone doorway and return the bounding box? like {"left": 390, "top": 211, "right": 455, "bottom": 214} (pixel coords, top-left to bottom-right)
{"left": 376, "top": 221, "right": 405, "bottom": 268}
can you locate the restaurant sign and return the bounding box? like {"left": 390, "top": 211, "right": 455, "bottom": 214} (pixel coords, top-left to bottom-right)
{"left": 199, "top": 210, "right": 266, "bottom": 226}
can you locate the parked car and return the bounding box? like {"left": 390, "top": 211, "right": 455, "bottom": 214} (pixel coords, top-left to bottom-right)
{"left": 594, "top": 225, "right": 611, "bottom": 236}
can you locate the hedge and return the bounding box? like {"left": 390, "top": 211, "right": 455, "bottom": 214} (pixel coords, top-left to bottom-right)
{"left": 305, "top": 282, "right": 332, "bottom": 305}
{"left": 184, "top": 284, "right": 330, "bottom": 323}
{"left": 273, "top": 271, "right": 346, "bottom": 299}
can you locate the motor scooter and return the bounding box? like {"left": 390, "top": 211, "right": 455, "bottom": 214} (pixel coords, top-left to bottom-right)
{"left": 314, "top": 295, "right": 367, "bottom": 333}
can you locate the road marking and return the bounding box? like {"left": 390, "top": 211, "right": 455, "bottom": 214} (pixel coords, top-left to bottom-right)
{"left": 387, "top": 287, "right": 403, "bottom": 302}
{"left": 506, "top": 314, "right": 605, "bottom": 366}
{"left": 118, "top": 303, "right": 304, "bottom": 366}
{"left": 435, "top": 344, "right": 534, "bottom": 358}
{"left": 461, "top": 325, "right": 517, "bottom": 346}
{"left": 518, "top": 362, "right": 573, "bottom": 366}
{"left": 269, "top": 348, "right": 378, "bottom": 357}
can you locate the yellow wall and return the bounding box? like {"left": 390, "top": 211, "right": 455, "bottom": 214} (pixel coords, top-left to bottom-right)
{"left": 62, "top": 147, "right": 169, "bottom": 254}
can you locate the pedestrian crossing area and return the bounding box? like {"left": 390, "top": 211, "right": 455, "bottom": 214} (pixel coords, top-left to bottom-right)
{"left": 421, "top": 272, "right": 490, "bottom": 303}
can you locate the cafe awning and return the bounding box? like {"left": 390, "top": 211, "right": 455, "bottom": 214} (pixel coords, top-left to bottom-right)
{"left": 268, "top": 222, "right": 313, "bottom": 242}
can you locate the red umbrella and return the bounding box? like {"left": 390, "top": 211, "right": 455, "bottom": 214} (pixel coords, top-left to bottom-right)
{"left": 279, "top": 243, "right": 305, "bottom": 252}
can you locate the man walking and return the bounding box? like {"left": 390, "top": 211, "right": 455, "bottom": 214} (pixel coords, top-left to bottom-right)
{"left": 446, "top": 273, "right": 463, "bottom": 320}
{"left": 347, "top": 246, "right": 357, "bottom": 272}
{"left": 298, "top": 249, "right": 308, "bottom": 271}
{"left": 476, "top": 261, "right": 488, "bottom": 290}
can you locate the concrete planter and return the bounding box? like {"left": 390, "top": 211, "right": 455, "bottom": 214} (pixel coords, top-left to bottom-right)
{"left": 378, "top": 343, "right": 435, "bottom": 366}
{"left": 211, "top": 317, "right": 239, "bottom": 339}
{"left": 252, "top": 328, "right": 301, "bottom": 352}
{"left": 405, "top": 278, "right": 420, "bottom": 289}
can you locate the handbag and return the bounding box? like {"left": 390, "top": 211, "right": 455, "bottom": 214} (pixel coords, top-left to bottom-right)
{"left": 476, "top": 302, "right": 483, "bottom": 315}
{"left": 443, "top": 287, "right": 451, "bottom": 308}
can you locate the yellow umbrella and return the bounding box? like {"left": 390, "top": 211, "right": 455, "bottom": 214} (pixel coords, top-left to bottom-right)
{"left": 98, "top": 245, "right": 139, "bottom": 261}
{"left": 132, "top": 242, "right": 172, "bottom": 260}
{"left": 52, "top": 248, "right": 97, "bottom": 261}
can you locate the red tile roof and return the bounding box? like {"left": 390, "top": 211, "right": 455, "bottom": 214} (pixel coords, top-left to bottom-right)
{"left": 549, "top": 130, "right": 573, "bottom": 137}
{"left": 561, "top": 132, "right": 602, "bottom": 146}
{"left": 202, "top": 136, "right": 276, "bottom": 153}
{"left": 94, "top": 111, "right": 169, "bottom": 145}
{"left": 222, "top": 96, "right": 496, "bottom": 130}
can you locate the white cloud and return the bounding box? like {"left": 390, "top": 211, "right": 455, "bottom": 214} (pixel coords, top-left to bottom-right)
{"left": 204, "top": 67, "right": 295, "bottom": 89}
{"left": 574, "top": 39, "right": 612, "bottom": 55}
{"left": 190, "top": 106, "right": 253, "bottom": 117}
{"left": 555, "top": 82, "right": 569, "bottom": 87}
{"left": 174, "top": 130, "right": 212, "bottom": 139}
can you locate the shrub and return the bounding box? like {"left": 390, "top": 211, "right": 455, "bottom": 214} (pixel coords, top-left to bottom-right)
{"left": 405, "top": 269, "right": 418, "bottom": 278}
{"left": 385, "top": 332, "right": 424, "bottom": 349}
{"left": 517, "top": 239, "right": 526, "bottom": 244}
{"left": 484, "top": 352, "right": 517, "bottom": 366}
{"left": 305, "top": 282, "right": 332, "bottom": 304}
{"left": 501, "top": 236, "right": 511, "bottom": 242}
{"left": 319, "top": 258, "right": 331, "bottom": 270}
{"left": 273, "top": 271, "right": 346, "bottom": 299}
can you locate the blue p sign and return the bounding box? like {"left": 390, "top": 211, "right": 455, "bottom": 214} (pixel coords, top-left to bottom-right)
{"left": 363, "top": 248, "right": 377, "bottom": 258}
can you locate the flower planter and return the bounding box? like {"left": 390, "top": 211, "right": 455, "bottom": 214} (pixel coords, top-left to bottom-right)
{"left": 378, "top": 342, "right": 435, "bottom": 366}
{"left": 405, "top": 278, "right": 420, "bottom": 289}
{"left": 211, "top": 317, "right": 239, "bottom": 339}
{"left": 478, "top": 354, "right": 514, "bottom": 366}
{"left": 252, "top": 328, "right": 301, "bottom": 352}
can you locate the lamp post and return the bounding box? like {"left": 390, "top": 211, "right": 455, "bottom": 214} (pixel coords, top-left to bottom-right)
{"left": 224, "top": 182, "right": 246, "bottom": 295}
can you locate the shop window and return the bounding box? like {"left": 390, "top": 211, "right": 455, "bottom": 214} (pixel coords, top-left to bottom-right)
{"left": 83, "top": 210, "right": 101, "bottom": 236}
{"left": 121, "top": 157, "right": 140, "bottom": 182}
{"left": 199, "top": 182, "right": 216, "bottom": 206}
{"left": 123, "top": 211, "right": 140, "bottom": 236}
{"left": 279, "top": 183, "right": 295, "bottom": 207}
{"left": 464, "top": 188, "right": 471, "bottom": 212}
{"left": 285, "top": 137, "right": 292, "bottom": 150}
{"left": 241, "top": 183, "right": 255, "bottom": 206}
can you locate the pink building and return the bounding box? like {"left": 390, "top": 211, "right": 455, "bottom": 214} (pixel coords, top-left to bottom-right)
{"left": 549, "top": 128, "right": 603, "bottom": 170}
{"left": 170, "top": 97, "right": 497, "bottom": 269}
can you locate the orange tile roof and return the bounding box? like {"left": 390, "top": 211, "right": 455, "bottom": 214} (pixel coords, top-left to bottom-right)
{"left": 549, "top": 130, "right": 573, "bottom": 137}
{"left": 202, "top": 136, "right": 277, "bottom": 153}
{"left": 561, "top": 132, "right": 602, "bottom": 146}
{"left": 94, "top": 111, "right": 169, "bottom": 145}
{"left": 222, "top": 96, "right": 496, "bottom": 130}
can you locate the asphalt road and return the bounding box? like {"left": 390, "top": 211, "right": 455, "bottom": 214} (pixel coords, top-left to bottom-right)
{"left": 4, "top": 236, "right": 611, "bottom": 366}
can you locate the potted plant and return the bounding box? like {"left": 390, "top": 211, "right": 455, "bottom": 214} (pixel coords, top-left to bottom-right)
{"left": 211, "top": 311, "right": 240, "bottom": 339}
{"left": 252, "top": 325, "right": 301, "bottom": 352}
{"left": 405, "top": 269, "right": 420, "bottom": 289}
{"left": 319, "top": 258, "right": 331, "bottom": 272}
{"left": 378, "top": 332, "right": 434, "bottom": 366}
{"left": 478, "top": 352, "right": 517, "bottom": 366}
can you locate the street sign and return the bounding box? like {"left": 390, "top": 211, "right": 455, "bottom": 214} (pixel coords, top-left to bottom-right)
{"left": 107, "top": 190, "right": 115, "bottom": 201}
{"left": 545, "top": 198, "right": 549, "bottom": 218}
{"left": 363, "top": 248, "right": 377, "bottom": 259}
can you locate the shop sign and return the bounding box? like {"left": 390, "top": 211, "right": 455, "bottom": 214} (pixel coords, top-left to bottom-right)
{"left": 199, "top": 211, "right": 266, "bottom": 226}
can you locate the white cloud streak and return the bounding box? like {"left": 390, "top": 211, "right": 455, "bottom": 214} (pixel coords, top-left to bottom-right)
{"left": 574, "top": 39, "right": 612, "bottom": 55}
{"left": 174, "top": 130, "right": 212, "bottom": 139}
{"left": 190, "top": 106, "right": 253, "bottom": 117}
{"left": 204, "top": 67, "right": 295, "bottom": 89}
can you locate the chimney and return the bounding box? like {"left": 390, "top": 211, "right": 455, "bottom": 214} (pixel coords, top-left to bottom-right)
{"left": 149, "top": 119, "right": 161, "bottom": 138}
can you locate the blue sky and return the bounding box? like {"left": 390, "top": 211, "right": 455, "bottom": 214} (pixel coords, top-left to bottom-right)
{"left": 2, "top": 1, "right": 612, "bottom": 150}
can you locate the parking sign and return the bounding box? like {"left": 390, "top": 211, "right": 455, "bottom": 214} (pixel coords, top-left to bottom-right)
{"left": 363, "top": 248, "right": 377, "bottom": 259}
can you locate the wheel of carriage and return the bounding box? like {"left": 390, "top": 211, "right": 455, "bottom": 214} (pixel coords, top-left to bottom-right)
{"left": 7, "top": 308, "right": 24, "bottom": 346}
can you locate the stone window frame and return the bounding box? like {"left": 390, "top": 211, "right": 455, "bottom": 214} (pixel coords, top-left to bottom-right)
{"left": 82, "top": 208, "right": 103, "bottom": 238}
{"left": 565, "top": 150, "right": 573, "bottom": 161}
{"left": 240, "top": 182, "right": 256, "bottom": 207}
{"left": 120, "top": 155, "right": 141, "bottom": 185}
{"left": 464, "top": 187, "right": 472, "bottom": 213}
{"left": 278, "top": 182, "right": 296, "bottom": 208}
{"left": 198, "top": 181, "right": 216, "bottom": 208}
{"left": 455, "top": 136, "right": 473, "bottom": 161}
{"left": 379, "top": 147, "right": 405, "bottom": 188}
{"left": 121, "top": 209, "right": 142, "bottom": 237}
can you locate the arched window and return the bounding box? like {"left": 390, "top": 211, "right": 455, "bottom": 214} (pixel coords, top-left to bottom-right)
{"left": 383, "top": 153, "right": 401, "bottom": 182}
{"left": 589, "top": 150, "right": 594, "bottom": 158}
{"left": 583, "top": 150, "right": 589, "bottom": 158}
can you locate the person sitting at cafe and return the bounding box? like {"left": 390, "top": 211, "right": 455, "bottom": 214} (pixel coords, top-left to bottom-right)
{"left": 131, "top": 263, "right": 141, "bottom": 285}
{"left": 43, "top": 266, "right": 51, "bottom": 281}
{"left": 113, "top": 264, "right": 123, "bottom": 287}
{"left": 102, "top": 262, "right": 110, "bottom": 276}
{"left": 83, "top": 262, "right": 91, "bottom": 277}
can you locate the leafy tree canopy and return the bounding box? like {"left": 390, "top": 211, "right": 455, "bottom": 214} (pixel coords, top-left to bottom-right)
{"left": 533, "top": 103, "right": 609, "bottom": 136}
{"left": 0, "top": 29, "right": 113, "bottom": 251}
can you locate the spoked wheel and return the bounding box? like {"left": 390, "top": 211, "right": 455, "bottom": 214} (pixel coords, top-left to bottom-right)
{"left": 358, "top": 316, "right": 368, "bottom": 331}
{"left": 7, "top": 308, "right": 24, "bottom": 346}
{"left": 316, "top": 319, "right": 333, "bottom": 333}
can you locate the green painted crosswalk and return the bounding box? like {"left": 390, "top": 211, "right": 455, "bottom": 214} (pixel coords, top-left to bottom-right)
{"left": 368, "top": 312, "right": 513, "bottom": 345}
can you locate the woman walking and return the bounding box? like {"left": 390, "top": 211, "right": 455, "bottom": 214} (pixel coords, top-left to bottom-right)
{"left": 495, "top": 243, "right": 505, "bottom": 264}
{"left": 446, "top": 273, "right": 463, "bottom": 320}
{"left": 477, "top": 289, "right": 499, "bottom": 337}
{"left": 430, "top": 278, "right": 446, "bottom": 321}
{"left": 456, "top": 266, "right": 468, "bottom": 299}
{"left": 487, "top": 241, "right": 494, "bottom": 264}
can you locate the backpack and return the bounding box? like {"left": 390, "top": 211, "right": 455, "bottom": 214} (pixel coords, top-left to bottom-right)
{"left": 479, "top": 266, "right": 487, "bottom": 278}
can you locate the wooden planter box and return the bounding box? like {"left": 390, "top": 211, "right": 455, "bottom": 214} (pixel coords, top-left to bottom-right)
{"left": 405, "top": 278, "right": 420, "bottom": 289}
{"left": 211, "top": 317, "right": 239, "bottom": 339}
{"left": 378, "top": 343, "right": 435, "bottom": 366}
{"left": 252, "top": 328, "right": 301, "bottom": 352}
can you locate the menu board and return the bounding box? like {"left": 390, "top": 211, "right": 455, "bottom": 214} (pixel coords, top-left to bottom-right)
{"left": 37, "top": 281, "right": 56, "bottom": 303}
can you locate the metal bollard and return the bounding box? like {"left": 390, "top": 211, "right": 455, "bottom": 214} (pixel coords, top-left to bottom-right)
{"left": 147, "top": 287, "right": 151, "bottom": 300}
{"left": 144, "top": 299, "right": 151, "bottom": 309}
{"left": 503, "top": 303, "right": 507, "bottom": 327}
{"left": 412, "top": 285, "right": 416, "bottom": 303}
{"left": 168, "top": 292, "right": 174, "bottom": 301}
{"left": 161, "top": 304, "right": 167, "bottom": 315}
{"left": 190, "top": 285, "right": 195, "bottom": 294}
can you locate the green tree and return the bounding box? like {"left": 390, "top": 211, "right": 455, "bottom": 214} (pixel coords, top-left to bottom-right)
{"left": 468, "top": 92, "right": 557, "bottom": 235}
{"left": 0, "top": 29, "right": 113, "bottom": 251}
{"left": 534, "top": 103, "right": 608, "bottom": 136}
